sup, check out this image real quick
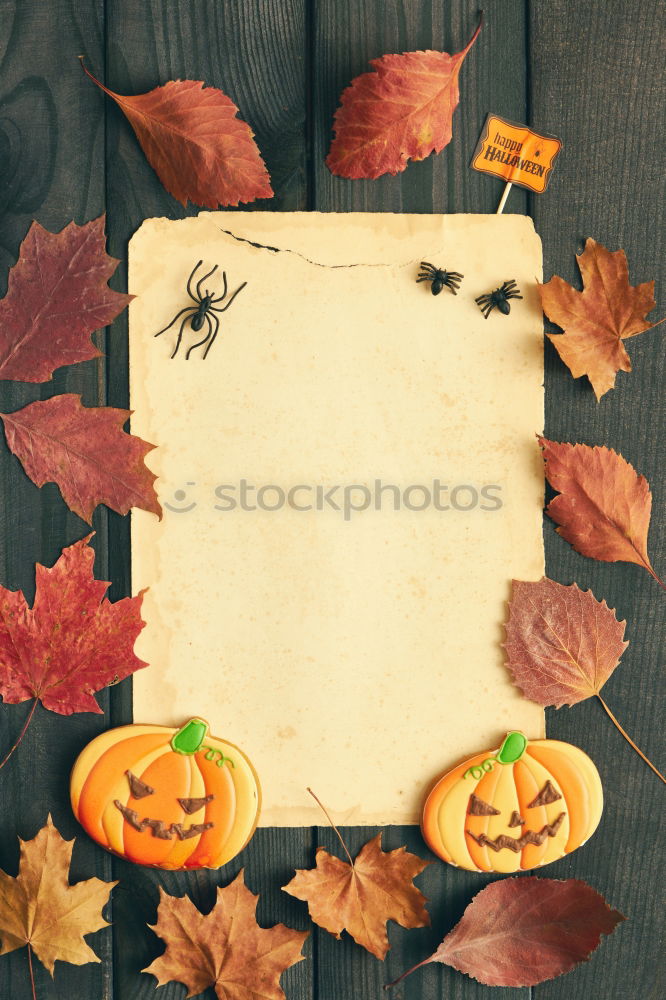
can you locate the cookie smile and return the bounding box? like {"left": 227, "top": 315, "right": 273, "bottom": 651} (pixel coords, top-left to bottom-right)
{"left": 114, "top": 800, "right": 214, "bottom": 841}
{"left": 466, "top": 812, "right": 566, "bottom": 853}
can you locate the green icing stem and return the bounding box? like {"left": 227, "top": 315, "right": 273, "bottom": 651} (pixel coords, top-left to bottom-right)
{"left": 463, "top": 732, "right": 528, "bottom": 778}
{"left": 171, "top": 718, "right": 209, "bottom": 755}
{"left": 497, "top": 731, "right": 528, "bottom": 764}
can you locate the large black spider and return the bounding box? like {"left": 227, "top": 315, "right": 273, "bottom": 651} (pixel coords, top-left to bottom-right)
{"left": 417, "top": 261, "right": 464, "bottom": 295}
{"left": 475, "top": 279, "right": 523, "bottom": 318}
{"left": 154, "top": 260, "right": 247, "bottom": 359}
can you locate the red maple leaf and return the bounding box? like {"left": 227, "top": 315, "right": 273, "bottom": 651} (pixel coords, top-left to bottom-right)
{"left": 538, "top": 436, "right": 663, "bottom": 587}
{"left": 81, "top": 62, "right": 273, "bottom": 208}
{"left": 0, "top": 394, "right": 161, "bottom": 523}
{"left": 389, "top": 878, "right": 624, "bottom": 989}
{"left": 0, "top": 216, "right": 131, "bottom": 383}
{"left": 0, "top": 535, "right": 147, "bottom": 716}
{"left": 326, "top": 15, "right": 482, "bottom": 179}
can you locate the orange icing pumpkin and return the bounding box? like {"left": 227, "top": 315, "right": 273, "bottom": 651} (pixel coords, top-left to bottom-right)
{"left": 70, "top": 718, "right": 260, "bottom": 870}
{"left": 421, "top": 731, "right": 603, "bottom": 873}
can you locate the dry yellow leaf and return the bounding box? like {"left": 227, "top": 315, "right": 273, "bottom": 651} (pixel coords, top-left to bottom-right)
{"left": 0, "top": 815, "right": 116, "bottom": 976}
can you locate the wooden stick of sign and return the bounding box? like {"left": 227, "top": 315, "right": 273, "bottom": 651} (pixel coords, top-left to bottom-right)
{"left": 496, "top": 181, "right": 513, "bottom": 214}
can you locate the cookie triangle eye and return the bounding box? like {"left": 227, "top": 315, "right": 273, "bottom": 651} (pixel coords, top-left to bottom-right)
{"left": 126, "top": 770, "right": 154, "bottom": 799}
{"left": 527, "top": 780, "right": 562, "bottom": 808}
{"left": 468, "top": 793, "right": 500, "bottom": 816}
{"left": 178, "top": 794, "right": 215, "bottom": 814}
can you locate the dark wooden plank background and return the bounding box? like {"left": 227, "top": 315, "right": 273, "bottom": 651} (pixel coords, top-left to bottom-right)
{"left": 0, "top": 2, "right": 663, "bottom": 998}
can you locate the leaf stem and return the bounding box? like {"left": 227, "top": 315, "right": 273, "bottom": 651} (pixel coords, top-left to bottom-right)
{"left": 597, "top": 695, "right": 665, "bottom": 784}
{"left": 0, "top": 699, "right": 38, "bottom": 773}
{"left": 645, "top": 564, "right": 666, "bottom": 591}
{"left": 307, "top": 787, "right": 355, "bottom": 867}
{"left": 27, "top": 943, "right": 36, "bottom": 1000}
{"left": 384, "top": 955, "right": 432, "bottom": 989}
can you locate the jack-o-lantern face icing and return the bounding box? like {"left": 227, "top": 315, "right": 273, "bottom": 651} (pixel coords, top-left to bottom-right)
{"left": 70, "top": 718, "right": 261, "bottom": 870}
{"left": 421, "top": 732, "right": 603, "bottom": 873}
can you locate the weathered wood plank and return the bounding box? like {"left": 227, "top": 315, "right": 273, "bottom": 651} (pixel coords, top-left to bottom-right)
{"left": 2, "top": 2, "right": 663, "bottom": 998}
{"left": 311, "top": 2, "right": 531, "bottom": 997}
{"left": 103, "top": 1, "right": 313, "bottom": 996}
{"left": 0, "top": 3, "right": 113, "bottom": 999}
{"left": 530, "top": 1, "right": 665, "bottom": 998}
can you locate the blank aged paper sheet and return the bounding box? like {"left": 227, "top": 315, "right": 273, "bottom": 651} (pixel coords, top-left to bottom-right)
{"left": 129, "top": 212, "right": 545, "bottom": 826}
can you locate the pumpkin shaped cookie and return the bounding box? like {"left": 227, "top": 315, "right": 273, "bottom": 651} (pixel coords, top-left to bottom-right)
{"left": 71, "top": 718, "right": 260, "bottom": 870}
{"left": 422, "top": 731, "right": 602, "bottom": 873}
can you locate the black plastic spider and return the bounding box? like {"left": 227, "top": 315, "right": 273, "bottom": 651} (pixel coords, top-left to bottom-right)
{"left": 416, "top": 261, "right": 464, "bottom": 295}
{"left": 475, "top": 279, "right": 523, "bottom": 318}
{"left": 154, "top": 260, "right": 247, "bottom": 359}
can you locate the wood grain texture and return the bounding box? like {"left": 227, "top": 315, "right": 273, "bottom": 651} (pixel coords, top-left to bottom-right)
{"left": 103, "top": 2, "right": 313, "bottom": 997}
{"left": 0, "top": 1, "right": 663, "bottom": 998}
{"left": 0, "top": 3, "right": 114, "bottom": 1000}
{"left": 530, "top": 2, "right": 665, "bottom": 998}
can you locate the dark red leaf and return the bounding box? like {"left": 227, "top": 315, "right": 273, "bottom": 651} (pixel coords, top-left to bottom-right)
{"left": 0, "top": 394, "right": 161, "bottom": 523}
{"left": 81, "top": 62, "right": 273, "bottom": 208}
{"left": 389, "top": 878, "right": 625, "bottom": 989}
{"left": 539, "top": 437, "right": 662, "bottom": 585}
{"left": 0, "top": 216, "right": 131, "bottom": 383}
{"left": 0, "top": 535, "right": 147, "bottom": 715}
{"left": 326, "top": 15, "right": 482, "bottom": 179}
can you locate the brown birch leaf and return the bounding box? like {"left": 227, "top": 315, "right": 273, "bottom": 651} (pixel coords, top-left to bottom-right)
{"left": 504, "top": 577, "right": 628, "bottom": 708}
{"left": 538, "top": 436, "right": 662, "bottom": 586}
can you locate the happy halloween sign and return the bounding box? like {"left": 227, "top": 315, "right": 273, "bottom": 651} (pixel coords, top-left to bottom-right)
{"left": 472, "top": 114, "right": 562, "bottom": 194}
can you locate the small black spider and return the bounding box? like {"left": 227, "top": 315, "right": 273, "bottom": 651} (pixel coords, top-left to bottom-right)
{"left": 154, "top": 260, "right": 247, "bottom": 359}
{"left": 417, "top": 261, "right": 464, "bottom": 295}
{"left": 475, "top": 279, "right": 523, "bottom": 318}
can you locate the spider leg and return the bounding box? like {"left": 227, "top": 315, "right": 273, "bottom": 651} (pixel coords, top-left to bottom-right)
{"left": 154, "top": 307, "right": 195, "bottom": 338}
{"left": 196, "top": 264, "right": 218, "bottom": 299}
{"left": 201, "top": 312, "right": 221, "bottom": 360}
{"left": 419, "top": 262, "right": 437, "bottom": 273}
{"left": 475, "top": 294, "right": 491, "bottom": 306}
{"left": 185, "top": 313, "right": 214, "bottom": 360}
{"left": 209, "top": 281, "right": 247, "bottom": 314}
{"left": 502, "top": 280, "right": 518, "bottom": 292}
{"left": 211, "top": 271, "right": 228, "bottom": 304}
{"left": 416, "top": 276, "right": 433, "bottom": 283}
{"left": 171, "top": 314, "right": 192, "bottom": 358}
{"left": 505, "top": 290, "right": 523, "bottom": 300}
{"left": 480, "top": 303, "right": 493, "bottom": 319}
{"left": 187, "top": 261, "right": 203, "bottom": 302}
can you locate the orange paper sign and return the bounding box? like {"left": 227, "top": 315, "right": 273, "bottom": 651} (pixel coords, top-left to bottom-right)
{"left": 472, "top": 114, "right": 562, "bottom": 194}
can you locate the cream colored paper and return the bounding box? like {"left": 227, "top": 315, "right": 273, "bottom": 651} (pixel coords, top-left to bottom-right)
{"left": 129, "top": 212, "right": 545, "bottom": 827}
